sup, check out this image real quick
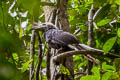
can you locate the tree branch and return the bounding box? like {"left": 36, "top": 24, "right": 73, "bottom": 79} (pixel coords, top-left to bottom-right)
{"left": 46, "top": 47, "right": 51, "bottom": 80}
{"left": 88, "top": 4, "right": 95, "bottom": 74}
{"left": 93, "top": 7, "right": 102, "bottom": 21}
{"left": 29, "top": 30, "right": 36, "bottom": 80}
{"left": 53, "top": 50, "right": 98, "bottom": 62}
{"left": 53, "top": 45, "right": 120, "bottom": 63}
{"left": 88, "top": 4, "right": 95, "bottom": 46}
{"left": 36, "top": 32, "right": 43, "bottom": 80}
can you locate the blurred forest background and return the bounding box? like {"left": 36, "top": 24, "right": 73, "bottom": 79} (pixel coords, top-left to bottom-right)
{"left": 0, "top": 0, "right": 120, "bottom": 80}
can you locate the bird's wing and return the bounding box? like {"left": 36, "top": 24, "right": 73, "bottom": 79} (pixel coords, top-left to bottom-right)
{"left": 51, "top": 30, "right": 79, "bottom": 46}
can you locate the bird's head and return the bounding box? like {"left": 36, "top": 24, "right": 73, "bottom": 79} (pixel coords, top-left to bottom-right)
{"left": 30, "top": 22, "right": 57, "bottom": 32}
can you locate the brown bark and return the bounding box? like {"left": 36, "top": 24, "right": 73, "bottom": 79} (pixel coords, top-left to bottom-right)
{"left": 41, "top": 0, "right": 74, "bottom": 80}
{"left": 57, "top": 0, "right": 74, "bottom": 79}
{"left": 53, "top": 44, "right": 120, "bottom": 62}
{"left": 57, "top": 0, "right": 70, "bottom": 31}
{"left": 87, "top": 4, "right": 95, "bottom": 74}
{"left": 43, "top": 6, "right": 56, "bottom": 23}
{"left": 29, "top": 30, "right": 35, "bottom": 80}
{"left": 46, "top": 47, "right": 51, "bottom": 80}
{"left": 36, "top": 32, "right": 43, "bottom": 80}
{"left": 88, "top": 5, "right": 95, "bottom": 47}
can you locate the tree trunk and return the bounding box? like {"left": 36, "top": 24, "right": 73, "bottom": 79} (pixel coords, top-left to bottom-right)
{"left": 87, "top": 4, "right": 95, "bottom": 74}
{"left": 42, "top": 0, "right": 74, "bottom": 80}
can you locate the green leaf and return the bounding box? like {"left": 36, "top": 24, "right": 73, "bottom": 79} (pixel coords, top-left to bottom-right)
{"left": 102, "top": 62, "right": 116, "bottom": 71}
{"left": 60, "top": 65, "right": 70, "bottom": 75}
{"left": 12, "top": 53, "right": 19, "bottom": 62}
{"left": 73, "top": 55, "right": 80, "bottom": 61}
{"left": 17, "top": 0, "right": 39, "bottom": 15}
{"left": 114, "top": 58, "right": 120, "bottom": 68}
{"left": 85, "top": 0, "right": 93, "bottom": 6}
{"left": 41, "top": 59, "right": 46, "bottom": 68}
{"left": 22, "top": 59, "right": 33, "bottom": 72}
{"left": 39, "top": 2, "right": 54, "bottom": 6}
{"left": 80, "top": 67, "right": 100, "bottom": 80}
{"left": 103, "top": 37, "right": 117, "bottom": 55}
{"left": 79, "top": 25, "right": 87, "bottom": 31}
{"left": 80, "top": 75, "right": 97, "bottom": 80}
{"left": 41, "top": 72, "right": 48, "bottom": 80}
{"left": 117, "top": 28, "right": 120, "bottom": 37}
{"left": 91, "top": 67, "right": 100, "bottom": 80}
{"left": 93, "top": 0, "right": 107, "bottom": 8}
{"left": 116, "top": 0, "right": 120, "bottom": 5}
{"left": 94, "top": 4, "right": 111, "bottom": 22}
{"left": 97, "top": 19, "right": 112, "bottom": 27}
{"left": 117, "top": 38, "right": 120, "bottom": 46}
{"left": 102, "top": 71, "right": 113, "bottom": 80}
{"left": 0, "top": 31, "right": 24, "bottom": 54}
{"left": 19, "top": 26, "right": 23, "bottom": 38}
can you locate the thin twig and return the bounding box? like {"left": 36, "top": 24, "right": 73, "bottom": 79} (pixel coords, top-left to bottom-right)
{"left": 88, "top": 4, "right": 94, "bottom": 46}
{"left": 0, "top": 1, "right": 5, "bottom": 29}
{"left": 74, "top": 72, "right": 87, "bottom": 79}
{"left": 88, "top": 4, "right": 95, "bottom": 74}
{"left": 53, "top": 44, "right": 120, "bottom": 64}
{"left": 46, "top": 47, "right": 51, "bottom": 80}
{"left": 36, "top": 32, "right": 43, "bottom": 80}
{"left": 29, "top": 30, "right": 36, "bottom": 80}
{"left": 93, "top": 7, "right": 102, "bottom": 20}
{"left": 74, "top": 72, "right": 87, "bottom": 75}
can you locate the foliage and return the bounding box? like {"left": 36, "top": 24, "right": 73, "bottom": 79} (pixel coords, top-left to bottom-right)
{"left": 0, "top": 0, "right": 120, "bottom": 79}
{"left": 60, "top": 65, "right": 71, "bottom": 75}
{"left": 103, "top": 36, "right": 117, "bottom": 54}
{"left": 80, "top": 62, "right": 116, "bottom": 80}
{"left": 22, "top": 59, "right": 33, "bottom": 72}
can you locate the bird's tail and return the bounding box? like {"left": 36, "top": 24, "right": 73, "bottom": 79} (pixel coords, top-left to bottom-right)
{"left": 68, "top": 44, "right": 97, "bottom": 63}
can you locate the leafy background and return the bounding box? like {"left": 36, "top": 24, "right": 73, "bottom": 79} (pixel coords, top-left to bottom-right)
{"left": 0, "top": 0, "right": 120, "bottom": 80}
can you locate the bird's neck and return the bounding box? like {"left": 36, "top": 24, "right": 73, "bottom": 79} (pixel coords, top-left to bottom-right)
{"left": 43, "top": 29, "right": 57, "bottom": 39}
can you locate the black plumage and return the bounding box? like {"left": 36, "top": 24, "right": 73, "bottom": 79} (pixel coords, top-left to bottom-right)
{"left": 44, "top": 29, "right": 79, "bottom": 49}
{"left": 31, "top": 22, "right": 80, "bottom": 50}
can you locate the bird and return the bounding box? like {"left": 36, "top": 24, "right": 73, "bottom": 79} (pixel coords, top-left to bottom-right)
{"left": 30, "top": 22, "right": 81, "bottom": 51}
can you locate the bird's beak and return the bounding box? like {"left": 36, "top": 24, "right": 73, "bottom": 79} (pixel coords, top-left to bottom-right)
{"left": 30, "top": 23, "right": 46, "bottom": 31}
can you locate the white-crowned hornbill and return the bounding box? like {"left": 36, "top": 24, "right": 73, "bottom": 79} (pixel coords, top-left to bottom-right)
{"left": 30, "top": 22, "right": 81, "bottom": 79}
{"left": 30, "top": 22, "right": 81, "bottom": 51}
